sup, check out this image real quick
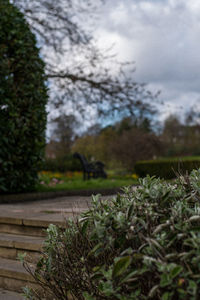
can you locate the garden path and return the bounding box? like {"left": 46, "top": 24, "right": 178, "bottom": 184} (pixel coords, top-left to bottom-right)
{"left": 0, "top": 195, "right": 114, "bottom": 222}
{"left": 0, "top": 194, "right": 115, "bottom": 299}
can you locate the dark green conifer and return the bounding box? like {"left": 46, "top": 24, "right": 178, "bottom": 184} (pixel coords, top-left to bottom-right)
{"left": 0, "top": 0, "right": 48, "bottom": 192}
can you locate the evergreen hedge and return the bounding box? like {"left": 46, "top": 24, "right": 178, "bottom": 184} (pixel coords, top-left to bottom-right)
{"left": 0, "top": 0, "right": 48, "bottom": 193}
{"left": 135, "top": 157, "right": 200, "bottom": 179}
{"left": 43, "top": 155, "right": 82, "bottom": 173}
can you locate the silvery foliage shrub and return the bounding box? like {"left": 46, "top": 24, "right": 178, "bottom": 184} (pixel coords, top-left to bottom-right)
{"left": 23, "top": 169, "right": 200, "bottom": 299}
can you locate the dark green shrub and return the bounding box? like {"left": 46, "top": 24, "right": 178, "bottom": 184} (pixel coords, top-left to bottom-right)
{"left": 135, "top": 157, "right": 200, "bottom": 179}
{"left": 0, "top": 0, "right": 48, "bottom": 193}
{"left": 23, "top": 169, "right": 200, "bottom": 299}
{"left": 43, "top": 155, "right": 82, "bottom": 172}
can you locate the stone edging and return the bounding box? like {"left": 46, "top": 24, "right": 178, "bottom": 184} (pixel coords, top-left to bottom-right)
{"left": 0, "top": 188, "right": 122, "bottom": 204}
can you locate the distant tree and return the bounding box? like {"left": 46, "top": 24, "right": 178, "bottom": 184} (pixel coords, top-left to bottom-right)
{"left": 161, "top": 113, "right": 200, "bottom": 157}
{"left": 110, "top": 128, "right": 162, "bottom": 170}
{"left": 85, "top": 123, "right": 102, "bottom": 136}
{"left": 72, "top": 126, "right": 117, "bottom": 166}
{"left": 161, "top": 115, "right": 184, "bottom": 156}
{"left": 72, "top": 135, "right": 97, "bottom": 160}
{"left": 72, "top": 118, "right": 162, "bottom": 170}
{"left": 114, "top": 116, "right": 153, "bottom": 135}
{"left": 0, "top": 0, "right": 48, "bottom": 192}
{"left": 162, "top": 115, "right": 182, "bottom": 142}
{"left": 13, "top": 0, "right": 157, "bottom": 121}
{"left": 114, "top": 117, "right": 133, "bottom": 134}
{"left": 185, "top": 105, "right": 200, "bottom": 126}
{"left": 50, "top": 114, "right": 79, "bottom": 157}
{"left": 184, "top": 106, "right": 200, "bottom": 155}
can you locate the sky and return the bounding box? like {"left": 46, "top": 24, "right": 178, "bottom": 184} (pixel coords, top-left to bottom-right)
{"left": 93, "top": 0, "right": 200, "bottom": 122}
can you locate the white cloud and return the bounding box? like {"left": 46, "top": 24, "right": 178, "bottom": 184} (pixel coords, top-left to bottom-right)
{"left": 94, "top": 0, "right": 200, "bottom": 121}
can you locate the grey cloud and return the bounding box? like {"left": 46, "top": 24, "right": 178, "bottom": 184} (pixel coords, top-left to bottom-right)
{"left": 95, "top": 0, "right": 200, "bottom": 118}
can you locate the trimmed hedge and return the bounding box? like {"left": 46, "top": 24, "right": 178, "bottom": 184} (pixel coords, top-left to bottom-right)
{"left": 43, "top": 155, "right": 82, "bottom": 172}
{"left": 135, "top": 157, "right": 200, "bottom": 179}
{"left": 0, "top": 0, "right": 48, "bottom": 193}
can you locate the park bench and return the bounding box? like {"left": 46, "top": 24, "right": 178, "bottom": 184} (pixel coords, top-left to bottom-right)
{"left": 73, "top": 152, "right": 107, "bottom": 180}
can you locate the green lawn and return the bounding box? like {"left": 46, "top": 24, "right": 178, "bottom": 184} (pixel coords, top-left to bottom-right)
{"left": 36, "top": 171, "right": 138, "bottom": 192}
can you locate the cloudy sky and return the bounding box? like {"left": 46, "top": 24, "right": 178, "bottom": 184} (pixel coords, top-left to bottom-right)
{"left": 93, "top": 0, "right": 200, "bottom": 121}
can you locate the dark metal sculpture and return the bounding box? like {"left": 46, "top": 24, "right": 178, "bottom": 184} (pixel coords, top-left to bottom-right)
{"left": 73, "top": 152, "right": 107, "bottom": 180}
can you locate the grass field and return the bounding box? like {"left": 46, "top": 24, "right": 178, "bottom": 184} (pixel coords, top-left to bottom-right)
{"left": 36, "top": 171, "right": 138, "bottom": 192}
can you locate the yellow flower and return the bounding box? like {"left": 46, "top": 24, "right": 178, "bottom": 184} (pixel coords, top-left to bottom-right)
{"left": 132, "top": 173, "right": 138, "bottom": 179}
{"left": 54, "top": 172, "right": 62, "bottom": 178}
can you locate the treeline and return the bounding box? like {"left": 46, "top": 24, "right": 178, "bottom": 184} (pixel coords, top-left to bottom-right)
{"left": 71, "top": 118, "right": 162, "bottom": 171}
{"left": 45, "top": 111, "right": 200, "bottom": 172}
{"left": 161, "top": 114, "right": 200, "bottom": 157}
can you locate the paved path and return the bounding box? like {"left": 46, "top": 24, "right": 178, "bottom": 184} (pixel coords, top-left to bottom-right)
{"left": 0, "top": 289, "right": 24, "bottom": 300}
{"left": 0, "top": 194, "right": 115, "bottom": 299}
{"left": 0, "top": 195, "right": 114, "bottom": 222}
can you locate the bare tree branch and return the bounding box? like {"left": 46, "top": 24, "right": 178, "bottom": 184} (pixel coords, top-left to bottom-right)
{"left": 13, "top": 0, "right": 158, "bottom": 123}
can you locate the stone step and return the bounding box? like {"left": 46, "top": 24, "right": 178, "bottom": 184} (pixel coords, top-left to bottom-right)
{"left": 0, "top": 217, "right": 66, "bottom": 297}
{"left": 0, "top": 288, "right": 24, "bottom": 300}
{"left": 0, "top": 258, "right": 63, "bottom": 299}
{"left": 0, "top": 233, "right": 44, "bottom": 261}
{"left": 0, "top": 217, "right": 63, "bottom": 237}
{"left": 0, "top": 257, "right": 38, "bottom": 294}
